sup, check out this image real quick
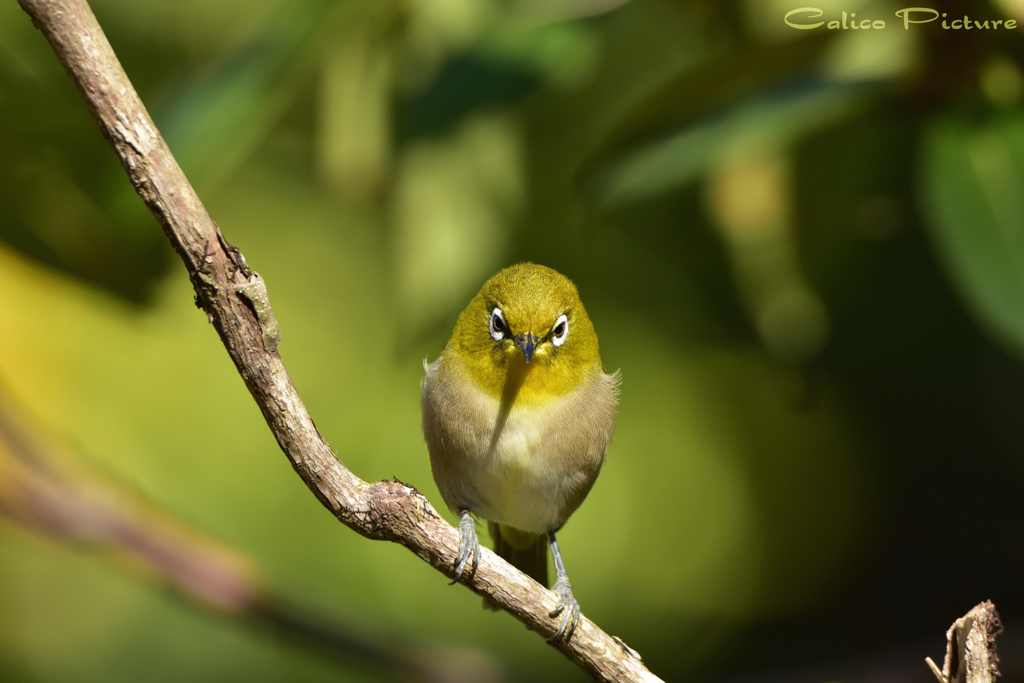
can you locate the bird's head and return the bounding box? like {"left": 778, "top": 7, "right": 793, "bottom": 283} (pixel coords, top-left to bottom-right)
{"left": 451, "top": 263, "right": 603, "bottom": 400}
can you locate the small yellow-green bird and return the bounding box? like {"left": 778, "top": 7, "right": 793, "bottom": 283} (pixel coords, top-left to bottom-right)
{"left": 421, "top": 263, "right": 619, "bottom": 640}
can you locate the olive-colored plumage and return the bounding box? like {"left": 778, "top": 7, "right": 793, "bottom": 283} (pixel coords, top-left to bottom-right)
{"left": 421, "top": 263, "right": 618, "bottom": 640}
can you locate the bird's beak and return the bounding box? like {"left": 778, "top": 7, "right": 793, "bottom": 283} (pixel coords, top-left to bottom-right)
{"left": 515, "top": 333, "right": 539, "bottom": 363}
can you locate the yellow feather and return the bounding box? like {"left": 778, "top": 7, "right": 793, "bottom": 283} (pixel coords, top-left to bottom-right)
{"left": 448, "top": 262, "right": 605, "bottom": 402}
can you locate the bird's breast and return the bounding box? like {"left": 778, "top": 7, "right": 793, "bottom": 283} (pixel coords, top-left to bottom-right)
{"left": 421, "top": 355, "right": 618, "bottom": 533}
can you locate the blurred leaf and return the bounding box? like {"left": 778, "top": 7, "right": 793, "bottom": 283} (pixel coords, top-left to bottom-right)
{"left": 921, "top": 109, "right": 1024, "bottom": 355}
{"left": 587, "top": 33, "right": 837, "bottom": 167}
{"left": 0, "top": 0, "right": 335, "bottom": 302}
{"left": 474, "top": 17, "right": 601, "bottom": 89}
{"left": 318, "top": 26, "right": 395, "bottom": 202}
{"left": 591, "top": 77, "right": 875, "bottom": 207}
{"left": 0, "top": 8, "right": 170, "bottom": 302}
{"left": 156, "top": 0, "right": 335, "bottom": 190}
{"left": 392, "top": 113, "right": 523, "bottom": 337}
{"left": 398, "top": 55, "right": 538, "bottom": 140}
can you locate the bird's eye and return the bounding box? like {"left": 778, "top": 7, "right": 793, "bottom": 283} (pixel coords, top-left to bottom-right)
{"left": 552, "top": 314, "right": 569, "bottom": 347}
{"left": 489, "top": 308, "right": 506, "bottom": 341}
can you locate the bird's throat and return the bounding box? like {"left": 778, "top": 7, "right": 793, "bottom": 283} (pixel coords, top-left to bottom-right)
{"left": 469, "top": 352, "right": 584, "bottom": 407}
{"left": 501, "top": 355, "right": 532, "bottom": 405}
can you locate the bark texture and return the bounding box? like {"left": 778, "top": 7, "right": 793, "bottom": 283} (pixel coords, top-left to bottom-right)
{"left": 928, "top": 601, "right": 1002, "bottom": 683}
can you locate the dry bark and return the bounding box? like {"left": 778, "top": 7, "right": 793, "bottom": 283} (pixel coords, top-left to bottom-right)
{"left": 927, "top": 601, "right": 1002, "bottom": 683}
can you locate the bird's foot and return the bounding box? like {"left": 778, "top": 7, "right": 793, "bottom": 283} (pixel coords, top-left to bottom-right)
{"left": 450, "top": 510, "right": 479, "bottom": 585}
{"left": 547, "top": 576, "right": 581, "bottom": 641}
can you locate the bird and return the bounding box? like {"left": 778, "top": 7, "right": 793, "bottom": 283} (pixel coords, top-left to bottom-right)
{"left": 421, "top": 262, "right": 619, "bottom": 640}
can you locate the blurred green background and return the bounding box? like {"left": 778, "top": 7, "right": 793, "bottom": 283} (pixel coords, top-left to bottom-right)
{"left": 2, "top": 0, "right": 1024, "bottom": 680}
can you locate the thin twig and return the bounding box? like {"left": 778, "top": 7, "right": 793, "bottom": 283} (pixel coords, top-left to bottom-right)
{"left": 15, "top": 0, "right": 660, "bottom": 680}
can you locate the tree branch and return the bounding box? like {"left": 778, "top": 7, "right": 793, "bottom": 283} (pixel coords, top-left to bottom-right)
{"left": 15, "top": 0, "right": 661, "bottom": 680}
{"left": 927, "top": 601, "right": 1002, "bottom": 683}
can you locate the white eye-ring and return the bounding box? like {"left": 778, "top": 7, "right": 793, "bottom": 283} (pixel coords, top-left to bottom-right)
{"left": 551, "top": 314, "right": 569, "bottom": 347}
{"left": 489, "top": 308, "right": 507, "bottom": 341}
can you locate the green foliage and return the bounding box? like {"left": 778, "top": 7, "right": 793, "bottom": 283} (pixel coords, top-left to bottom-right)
{"left": 922, "top": 110, "right": 1024, "bottom": 356}
{"left": 2, "top": 0, "right": 1024, "bottom": 681}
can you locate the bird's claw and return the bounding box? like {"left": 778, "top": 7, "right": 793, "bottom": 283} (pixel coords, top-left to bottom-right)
{"left": 450, "top": 511, "right": 479, "bottom": 585}
{"left": 547, "top": 576, "right": 581, "bottom": 641}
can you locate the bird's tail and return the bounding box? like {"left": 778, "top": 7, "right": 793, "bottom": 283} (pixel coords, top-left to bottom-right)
{"left": 488, "top": 522, "right": 548, "bottom": 588}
